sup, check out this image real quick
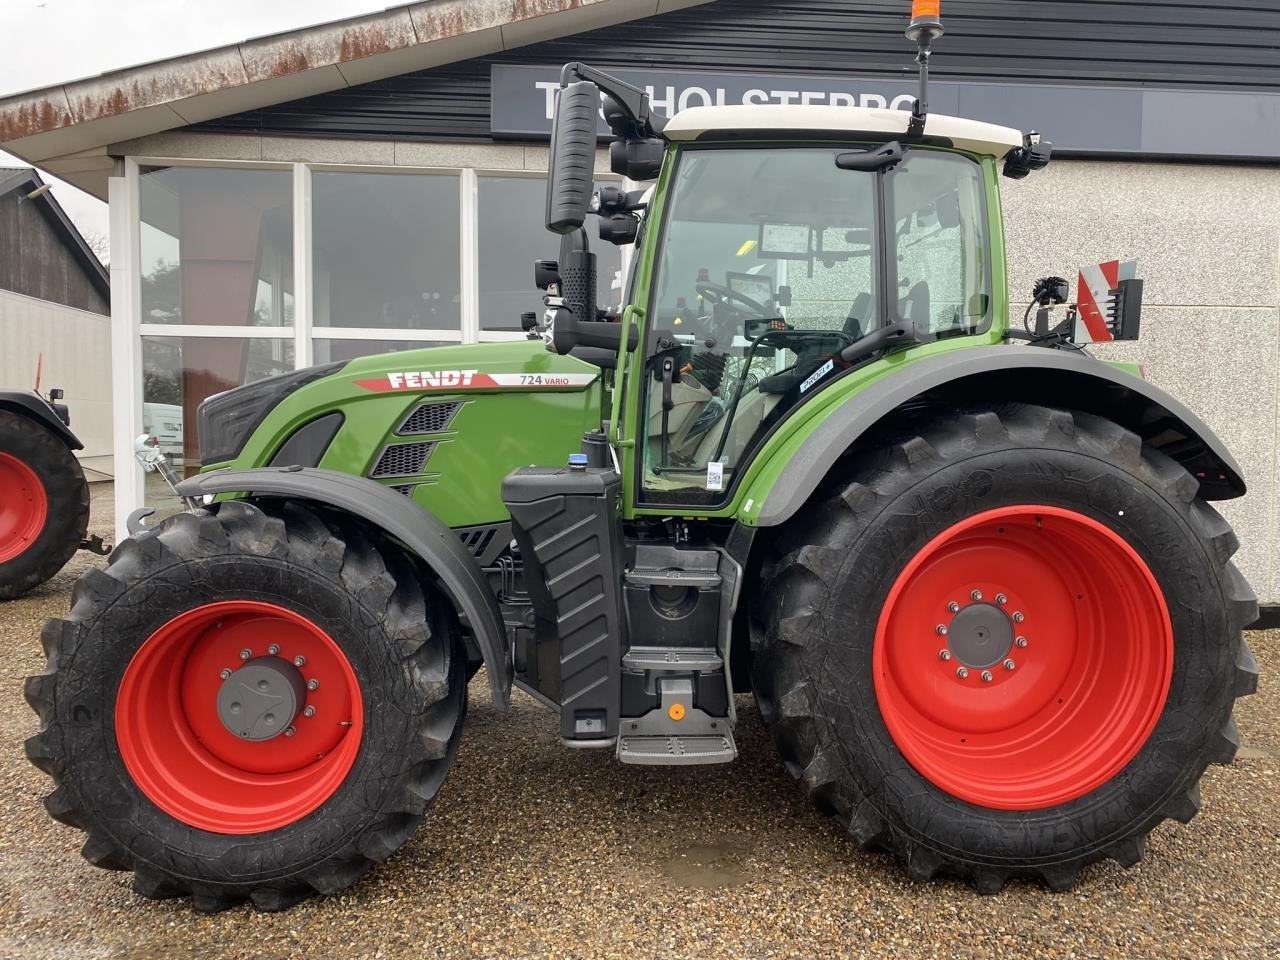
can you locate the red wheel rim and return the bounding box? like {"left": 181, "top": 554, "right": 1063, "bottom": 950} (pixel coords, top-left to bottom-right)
{"left": 115, "top": 601, "right": 364, "bottom": 834}
{"left": 873, "top": 506, "right": 1173, "bottom": 810}
{"left": 0, "top": 451, "right": 48, "bottom": 564}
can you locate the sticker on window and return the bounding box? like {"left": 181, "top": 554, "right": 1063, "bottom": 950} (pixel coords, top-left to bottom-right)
{"left": 706, "top": 460, "right": 725, "bottom": 492}
{"left": 799, "top": 359, "right": 836, "bottom": 394}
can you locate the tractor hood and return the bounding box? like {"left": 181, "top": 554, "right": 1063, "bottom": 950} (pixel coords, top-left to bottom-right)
{"left": 199, "top": 340, "right": 605, "bottom": 528}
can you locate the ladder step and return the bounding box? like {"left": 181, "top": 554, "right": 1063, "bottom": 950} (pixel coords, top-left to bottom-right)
{"left": 617, "top": 734, "right": 736, "bottom": 766}
{"left": 622, "top": 646, "right": 722, "bottom": 672}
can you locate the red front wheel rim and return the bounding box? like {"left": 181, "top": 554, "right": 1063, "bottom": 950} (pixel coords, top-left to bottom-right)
{"left": 115, "top": 601, "right": 364, "bottom": 834}
{"left": 0, "top": 452, "right": 48, "bottom": 564}
{"left": 873, "top": 505, "right": 1173, "bottom": 810}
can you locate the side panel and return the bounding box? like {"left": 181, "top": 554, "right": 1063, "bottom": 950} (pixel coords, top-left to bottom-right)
{"left": 746, "top": 345, "right": 1246, "bottom": 527}
{"left": 173, "top": 467, "right": 514, "bottom": 709}
{"left": 220, "top": 341, "right": 604, "bottom": 528}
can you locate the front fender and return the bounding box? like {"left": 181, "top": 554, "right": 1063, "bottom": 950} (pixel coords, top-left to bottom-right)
{"left": 174, "top": 467, "right": 511, "bottom": 710}
{"left": 751, "top": 345, "right": 1246, "bottom": 527}
{"left": 0, "top": 390, "right": 81, "bottom": 449}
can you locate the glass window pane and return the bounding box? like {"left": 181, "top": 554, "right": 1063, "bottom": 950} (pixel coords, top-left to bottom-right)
{"left": 478, "top": 175, "right": 623, "bottom": 332}
{"left": 142, "top": 335, "right": 295, "bottom": 516}
{"left": 140, "top": 166, "right": 293, "bottom": 327}
{"left": 312, "top": 172, "right": 461, "bottom": 331}
{"left": 313, "top": 339, "right": 452, "bottom": 364}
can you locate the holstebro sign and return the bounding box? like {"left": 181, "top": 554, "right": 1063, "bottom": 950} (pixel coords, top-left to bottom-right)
{"left": 490, "top": 63, "right": 1280, "bottom": 159}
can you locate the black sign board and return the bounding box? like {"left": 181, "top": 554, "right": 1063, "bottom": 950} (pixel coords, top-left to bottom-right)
{"left": 491, "top": 64, "right": 1280, "bottom": 160}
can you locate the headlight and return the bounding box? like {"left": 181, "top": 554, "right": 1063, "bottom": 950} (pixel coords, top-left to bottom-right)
{"left": 197, "top": 361, "right": 344, "bottom": 466}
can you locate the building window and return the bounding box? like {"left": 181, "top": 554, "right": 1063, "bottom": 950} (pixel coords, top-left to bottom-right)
{"left": 478, "top": 175, "right": 623, "bottom": 333}
{"left": 141, "top": 335, "right": 295, "bottom": 512}
{"left": 139, "top": 166, "right": 294, "bottom": 327}
{"left": 313, "top": 339, "right": 451, "bottom": 364}
{"left": 312, "top": 171, "right": 461, "bottom": 333}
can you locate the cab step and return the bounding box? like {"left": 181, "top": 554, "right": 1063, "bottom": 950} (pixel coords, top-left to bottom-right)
{"left": 621, "top": 646, "right": 722, "bottom": 673}
{"left": 617, "top": 733, "right": 737, "bottom": 766}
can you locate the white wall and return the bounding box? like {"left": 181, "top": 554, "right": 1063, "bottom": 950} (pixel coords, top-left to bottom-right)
{"left": 0, "top": 288, "right": 112, "bottom": 479}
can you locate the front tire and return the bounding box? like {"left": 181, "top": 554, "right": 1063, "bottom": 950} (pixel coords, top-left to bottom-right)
{"left": 26, "top": 500, "right": 465, "bottom": 911}
{"left": 753, "top": 403, "right": 1258, "bottom": 891}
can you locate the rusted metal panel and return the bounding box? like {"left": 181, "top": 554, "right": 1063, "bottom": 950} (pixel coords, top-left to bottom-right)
{"left": 409, "top": 0, "right": 519, "bottom": 43}
{"left": 65, "top": 49, "right": 248, "bottom": 125}
{"left": 0, "top": 90, "right": 73, "bottom": 143}
{"left": 240, "top": 10, "right": 419, "bottom": 82}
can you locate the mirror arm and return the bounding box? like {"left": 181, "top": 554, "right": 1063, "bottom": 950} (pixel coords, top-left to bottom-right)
{"left": 561, "top": 61, "right": 666, "bottom": 137}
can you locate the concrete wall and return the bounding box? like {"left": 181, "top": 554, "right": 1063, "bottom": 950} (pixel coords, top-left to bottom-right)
{"left": 0, "top": 287, "right": 113, "bottom": 479}
{"left": 1002, "top": 159, "right": 1280, "bottom": 604}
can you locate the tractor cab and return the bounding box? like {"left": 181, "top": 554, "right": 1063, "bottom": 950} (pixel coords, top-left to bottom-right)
{"left": 535, "top": 61, "right": 1045, "bottom": 510}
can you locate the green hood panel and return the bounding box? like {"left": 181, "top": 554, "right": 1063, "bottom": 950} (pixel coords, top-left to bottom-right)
{"left": 220, "top": 340, "right": 604, "bottom": 528}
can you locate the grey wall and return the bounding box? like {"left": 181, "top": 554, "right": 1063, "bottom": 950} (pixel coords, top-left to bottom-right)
{"left": 1001, "top": 159, "right": 1280, "bottom": 603}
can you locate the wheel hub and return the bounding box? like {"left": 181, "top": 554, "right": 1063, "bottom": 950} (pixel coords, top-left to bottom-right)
{"left": 216, "top": 657, "right": 306, "bottom": 741}
{"left": 947, "top": 602, "right": 1013, "bottom": 668}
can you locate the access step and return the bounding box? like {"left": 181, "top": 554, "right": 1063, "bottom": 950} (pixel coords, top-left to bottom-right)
{"left": 617, "top": 733, "right": 737, "bottom": 766}
{"left": 622, "top": 646, "right": 722, "bottom": 673}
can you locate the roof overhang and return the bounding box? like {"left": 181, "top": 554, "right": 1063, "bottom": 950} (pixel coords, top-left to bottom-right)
{"left": 0, "top": 0, "right": 712, "bottom": 198}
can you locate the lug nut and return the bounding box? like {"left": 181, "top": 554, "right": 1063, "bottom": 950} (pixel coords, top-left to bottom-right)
{"left": 970, "top": 589, "right": 983, "bottom": 601}
{"left": 219, "top": 668, "right": 232, "bottom": 680}
{"left": 981, "top": 670, "right": 993, "bottom": 682}
{"left": 284, "top": 725, "right": 296, "bottom": 737}
{"left": 995, "top": 593, "right": 1008, "bottom": 605}
{"left": 935, "top": 624, "right": 948, "bottom": 636}
{"left": 239, "top": 648, "right": 252, "bottom": 661}
{"left": 293, "top": 655, "right": 306, "bottom": 667}
{"left": 303, "top": 705, "right": 316, "bottom": 718}
{"left": 267, "top": 643, "right": 280, "bottom": 656}
{"left": 947, "top": 601, "right": 960, "bottom": 613}
{"left": 956, "top": 666, "right": 969, "bottom": 679}
{"left": 939, "top": 650, "right": 952, "bottom": 662}
{"left": 1004, "top": 659, "right": 1016, "bottom": 671}
{"left": 1015, "top": 636, "right": 1028, "bottom": 648}
{"left": 1013, "top": 611, "right": 1025, "bottom": 623}
{"left": 307, "top": 678, "right": 319, "bottom": 691}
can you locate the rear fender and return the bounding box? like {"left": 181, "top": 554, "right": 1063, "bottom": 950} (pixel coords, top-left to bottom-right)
{"left": 174, "top": 467, "right": 511, "bottom": 710}
{"left": 0, "top": 390, "right": 81, "bottom": 449}
{"left": 755, "top": 346, "right": 1245, "bottom": 527}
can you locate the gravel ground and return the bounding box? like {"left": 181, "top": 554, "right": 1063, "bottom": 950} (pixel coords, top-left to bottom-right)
{"left": 0, "top": 483, "right": 1276, "bottom": 959}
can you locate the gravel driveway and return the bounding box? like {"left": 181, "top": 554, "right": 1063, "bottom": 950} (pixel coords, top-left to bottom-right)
{"left": 0, "top": 484, "right": 1276, "bottom": 959}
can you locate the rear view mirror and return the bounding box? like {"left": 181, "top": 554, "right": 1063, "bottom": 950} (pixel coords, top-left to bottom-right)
{"left": 546, "top": 80, "right": 601, "bottom": 234}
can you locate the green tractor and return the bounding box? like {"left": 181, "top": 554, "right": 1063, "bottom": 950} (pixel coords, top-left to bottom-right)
{"left": 27, "top": 5, "right": 1257, "bottom": 911}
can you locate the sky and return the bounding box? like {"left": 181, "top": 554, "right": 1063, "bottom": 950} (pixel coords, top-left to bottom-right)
{"left": 0, "top": 0, "right": 397, "bottom": 258}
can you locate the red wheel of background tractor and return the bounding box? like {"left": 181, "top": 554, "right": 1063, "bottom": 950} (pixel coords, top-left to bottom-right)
{"left": 873, "top": 505, "right": 1173, "bottom": 810}
{"left": 0, "top": 451, "right": 49, "bottom": 564}
{"left": 116, "top": 600, "right": 364, "bottom": 834}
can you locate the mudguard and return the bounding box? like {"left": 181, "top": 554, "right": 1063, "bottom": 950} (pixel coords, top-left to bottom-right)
{"left": 174, "top": 466, "right": 512, "bottom": 710}
{"left": 757, "top": 345, "right": 1245, "bottom": 526}
{"left": 0, "top": 390, "right": 81, "bottom": 449}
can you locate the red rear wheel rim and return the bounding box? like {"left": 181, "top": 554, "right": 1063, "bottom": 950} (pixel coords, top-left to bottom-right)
{"left": 0, "top": 451, "right": 48, "bottom": 564}
{"left": 115, "top": 600, "right": 364, "bottom": 834}
{"left": 873, "top": 505, "right": 1173, "bottom": 810}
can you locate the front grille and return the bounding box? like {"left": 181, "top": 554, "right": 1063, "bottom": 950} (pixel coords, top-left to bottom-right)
{"left": 398, "top": 401, "right": 462, "bottom": 435}
{"left": 370, "top": 441, "right": 435, "bottom": 478}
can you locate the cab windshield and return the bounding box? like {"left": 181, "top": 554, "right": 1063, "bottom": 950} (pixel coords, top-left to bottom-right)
{"left": 641, "top": 144, "right": 988, "bottom": 505}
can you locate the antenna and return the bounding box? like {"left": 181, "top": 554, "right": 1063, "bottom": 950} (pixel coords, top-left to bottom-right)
{"left": 905, "top": 1, "right": 944, "bottom": 137}
{"left": 34, "top": 352, "right": 42, "bottom": 392}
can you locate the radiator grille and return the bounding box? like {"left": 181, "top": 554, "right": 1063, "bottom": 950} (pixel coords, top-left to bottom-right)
{"left": 370, "top": 441, "right": 435, "bottom": 478}
{"left": 398, "top": 401, "right": 462, "bottom": 435}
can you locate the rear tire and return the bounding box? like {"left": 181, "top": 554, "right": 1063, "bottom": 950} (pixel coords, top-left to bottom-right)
{"left": 0, "top": 409, "right": 89, "bottom": 600}
{"left": 752, "top": 403, "right": 1258, "bottom": 891}
{"left": 26, "top": 500, "right": 465, "bottom": 911}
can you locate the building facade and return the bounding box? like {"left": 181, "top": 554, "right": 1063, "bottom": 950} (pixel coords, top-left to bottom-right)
{"left": 2, "top": 0, "right": 1278, "bottom": 600}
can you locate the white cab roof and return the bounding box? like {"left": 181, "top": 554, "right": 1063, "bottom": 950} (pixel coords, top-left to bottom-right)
{"left": 664, "top": 104, "right": 1024, "bottom": 158}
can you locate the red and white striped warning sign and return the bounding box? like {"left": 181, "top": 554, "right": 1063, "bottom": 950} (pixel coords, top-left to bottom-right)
{"left": 1074, "top": 259, "right": 1137, "bottom": 344}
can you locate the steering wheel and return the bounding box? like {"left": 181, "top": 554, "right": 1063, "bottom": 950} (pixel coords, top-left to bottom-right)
{"left": 695, "top": 281, "right": 769, "bottom": 320}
